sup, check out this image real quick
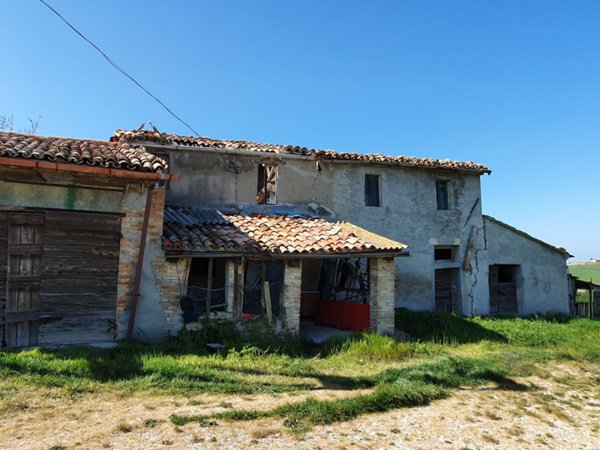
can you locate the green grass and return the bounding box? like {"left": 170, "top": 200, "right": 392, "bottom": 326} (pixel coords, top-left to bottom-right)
{"left": 2, "top": 310, "right": 600, "bottom": 429}
{"left": 569, "top": 261, "right": 600, "bottom": 284}
{"left": 171, "top": 356, "right": 516, "bottom": 427}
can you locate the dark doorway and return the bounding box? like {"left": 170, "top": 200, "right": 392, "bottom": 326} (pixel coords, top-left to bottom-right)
{"left": 435, "top": 268, "right": 460, "bottom": 313}
{"left": 489, "top": 264, "right": 518, "bottom": 314}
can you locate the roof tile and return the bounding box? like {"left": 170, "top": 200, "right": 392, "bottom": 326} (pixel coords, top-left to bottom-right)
{"left": 114, "top": 129, "right": 490, "bottom": 174}
{"left": 0, "top": 131, "right": 168, "bottom": 173}
{"left": 163, "top": 206, "right": 408, "bottom": 256}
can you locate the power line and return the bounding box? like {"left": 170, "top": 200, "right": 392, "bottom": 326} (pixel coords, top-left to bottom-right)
{"left": 38, "top": 0, "right": 200, "bottom": 137}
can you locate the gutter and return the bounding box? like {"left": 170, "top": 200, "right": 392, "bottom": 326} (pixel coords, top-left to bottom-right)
{"left": 0, "top": 156, "right": 180, "bottom": 181}
{"left": 127, "top": 184, "right": 155, "bottom": 340}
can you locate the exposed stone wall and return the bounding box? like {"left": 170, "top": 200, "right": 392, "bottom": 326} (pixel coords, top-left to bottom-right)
{"left": 370, "top": 257, "right": 396, "bottom": 335}
{"left": 282, "top": 260, "right": 302, "bottom": 333}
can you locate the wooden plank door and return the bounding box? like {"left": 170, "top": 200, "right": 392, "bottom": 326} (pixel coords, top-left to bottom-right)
{"left": 435, "top": 269, "right": 460, "bottom": 313}
{"left": 488, "top": 265, "right": 517, "bottom": 315}
{"left": 435, "top": 269, "right": 453, "bottom": 313}
{"left": 5, "top": 213, "right": 44, "bottom": 348}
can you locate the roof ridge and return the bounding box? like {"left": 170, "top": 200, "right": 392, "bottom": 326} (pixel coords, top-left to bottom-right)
{"left": 113, "top": 129, "right": 491, "bottom": 174}
{"left": 483, "top": 215, "right": 572, "bottom": 257}
{"left": 0, "top": 130, "right": 116, "bottom": 146}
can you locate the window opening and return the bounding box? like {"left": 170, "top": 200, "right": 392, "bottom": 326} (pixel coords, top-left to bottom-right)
{"left": 257, "top": 164, "right": 277, "bottom": 204}
{"left": 321, "top": 258, "right": 370, "bottom": 303}
{"left": 434, "top": 246, "right": 454, "bottom": 261}
{"left": 436, "top": 180, "right": 449, "bottom": 210}
{"left": 180, "top": 258, "right": 227, "bottom": 323}
{"left": 243, "top": 260, "right": 283, "bottom": 317}
{"left": 497, "top": 265, "right": 516, "bottom": 283}
{"left": 364, "top": 174, "right": 381, "bottom": 207}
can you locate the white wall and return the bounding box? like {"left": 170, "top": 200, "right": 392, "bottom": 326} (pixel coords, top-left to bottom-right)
{"left": 484, "top": 217, "right": 570, "bottom": 314}
{"left": 328, "top": 163, "right": 489, "bottom": 314}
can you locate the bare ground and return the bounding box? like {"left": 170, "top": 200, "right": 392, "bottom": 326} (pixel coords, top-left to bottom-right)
{"left": 2, "top": 364, "right": 599, "bottom": 450}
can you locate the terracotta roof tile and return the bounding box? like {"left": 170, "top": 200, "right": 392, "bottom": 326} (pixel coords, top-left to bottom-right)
{"left": 0, "top": 131, "right": 168, "bottom": 173}
{"left": 163, "top": 206, "right": 408, "bottom": 256}
{"left": 113, "top": 129, "right": 490, "bottom": 174}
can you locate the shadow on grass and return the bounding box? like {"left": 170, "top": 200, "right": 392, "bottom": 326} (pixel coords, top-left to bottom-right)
{"left": 170, "top": 355, "right": 530, "bottom": 428}
{"left": 395, "top": 308, "right": 508, "bottom": 344}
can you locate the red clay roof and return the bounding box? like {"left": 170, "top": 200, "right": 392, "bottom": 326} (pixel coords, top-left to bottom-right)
{"left": 0, "top": 131, "right": 168, "bottom": 173}
{"left": 163, "top": 206, "right": 408, "bottom": 256}
{"left": 113, "top": 129, "right": 490, "bottom": 174}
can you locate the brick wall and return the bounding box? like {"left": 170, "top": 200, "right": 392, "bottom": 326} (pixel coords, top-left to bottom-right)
{"left": 370, "top": 257, "right": 396, "bottom": 335}
{"left": 115, "top": 185, "right": 169, "bottom": 340}
{"left": 282, "top": 260, "right": 302, "bottom": 333}
{"left": 151, "top": 256, "right": 189, "bottom": 336}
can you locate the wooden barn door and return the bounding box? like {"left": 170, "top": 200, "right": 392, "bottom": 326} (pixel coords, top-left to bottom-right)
{"left": 489, "top": 265, "right": 518, "bottom": 314}
{"left": 5, "top": 213, "right": 44, "bottom": 347}
{"left": 435, "top": 268, "right": 460, "bottom": 313}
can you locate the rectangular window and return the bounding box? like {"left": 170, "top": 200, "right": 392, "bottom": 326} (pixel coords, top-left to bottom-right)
{"left": 257, "top": 164, "right": 277, "bottom": 204}
{"left": 497, "top": 265, "right": 516, "bottom": 283}
{"left": 182, "top": 258, "right": 228, "bottom": 322}
{"left": 436, "top": 180, "right": 449, "bottom": 210}
{"left": 434, "top": 246, "right": 454, "bottom": 261}
{"left": 243, "top": 260, "right": 283, "bottom": 317}
{"left": 364, "top": 174, "right": 381, "bottom": 207}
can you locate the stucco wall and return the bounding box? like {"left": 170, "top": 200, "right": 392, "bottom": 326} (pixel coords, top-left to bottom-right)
{"left": 148, "top": 148, "right": 333, "bottom": 207}
{"left": 146, "top": 145, "right": 492, "bottom": 316}
{"left": 328, "top": 163, "right": 488, "bottom": 314}
{"left": 484, "top": 217, "right": 570, "bottom": 315}
{"left": 0, "top": 180, "right": 122, "bottom": 212}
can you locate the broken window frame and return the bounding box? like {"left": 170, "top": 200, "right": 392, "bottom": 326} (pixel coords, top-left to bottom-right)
{"left": 364, "top": 174, "right": 381, "bottom": 207}
{"left": 436, "top": 180, "right": 450, "bottom": 210}
{"left": 181, "top": 257, "right": 228, "bottom": 323}
{"left": 242, "top": 260, "right": 284, "bottom": 318}
{"left": 324, "top": 257, "right": 370, "bottom": 304}
{"left": 257, "top": 164, "right": 278, "bottom": 205}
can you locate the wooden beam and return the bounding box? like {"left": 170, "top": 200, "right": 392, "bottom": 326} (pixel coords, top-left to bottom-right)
{"left": 205, "top": 257, "right": 214, "bottom": 318}
{"left": 263, "top": 281, "right": 273, "bottom": 325}
{"left": 463, "top": 226, "right": 477, "bottom": 271}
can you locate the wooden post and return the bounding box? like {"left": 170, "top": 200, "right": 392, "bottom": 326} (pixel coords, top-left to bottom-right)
{"left": 264, "top": 281, "right": 273, "bottom": 325}
{"left": 236, "top": 258, "right": 245, "bottom": 318}
{"left": 205, "top": 258, "right": 213, "bottom": 319}
{"left": 589, "top": 278, "right": 594, "bottom": 319}
{"left": 463, "top": 226, "right": 477, "bottom": 271}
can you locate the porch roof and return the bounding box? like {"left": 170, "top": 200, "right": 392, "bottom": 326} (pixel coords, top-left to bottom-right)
{"left": 162, "top": 206, "right": 408, "bottom": 258}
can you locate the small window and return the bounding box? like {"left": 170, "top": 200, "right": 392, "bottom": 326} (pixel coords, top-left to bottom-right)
{"left": 364, "top": 174, "right": 381, "bottom": 207}
{"left": 257, "top": 164, "right": 277, "bottom": 204}
{"left": 434, "top": 247, "right": 454, "bottom": 261}
{"left": 436, "top": 180, "right": 450, "bottom": 210}
{"left": 497, "top": 265, "right": 515, "bottom": 283}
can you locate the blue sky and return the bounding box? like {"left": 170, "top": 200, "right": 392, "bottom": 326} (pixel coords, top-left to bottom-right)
{"left": 2, "top": 0, "right": 599, "bottom": 261}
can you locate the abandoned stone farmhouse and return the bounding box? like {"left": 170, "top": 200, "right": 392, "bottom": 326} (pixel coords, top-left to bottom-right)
{"left": 0, "top": 129, "right": 572, "bottom": 346}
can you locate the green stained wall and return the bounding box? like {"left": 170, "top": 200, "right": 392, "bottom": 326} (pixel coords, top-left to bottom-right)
{"left": 0, "top": 181, "right": 123, "bottom": 213}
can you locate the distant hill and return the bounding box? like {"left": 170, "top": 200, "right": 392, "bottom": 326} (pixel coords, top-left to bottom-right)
{"left": 569, "top": 262, "right": 600, "bottom": 284}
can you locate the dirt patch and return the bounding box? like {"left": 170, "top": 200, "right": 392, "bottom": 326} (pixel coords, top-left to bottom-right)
{"left": 1, "top": 367, "right": 599, "bottom": 449}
